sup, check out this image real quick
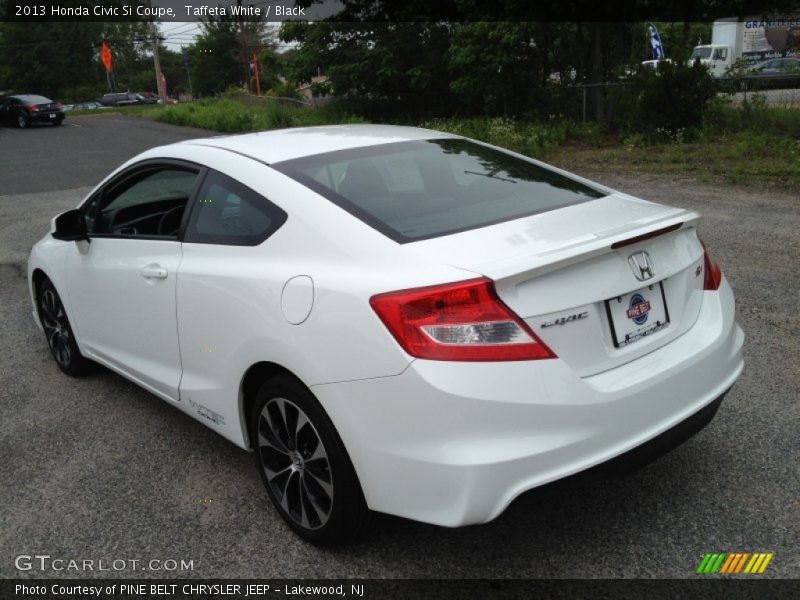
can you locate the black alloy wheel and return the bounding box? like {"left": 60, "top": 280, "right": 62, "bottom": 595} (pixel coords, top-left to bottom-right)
{"left": 252, "top": 375, "right": 369, "bottom": 544}
{"left": 38, "top": 279, "right": 92, "bottom": 376}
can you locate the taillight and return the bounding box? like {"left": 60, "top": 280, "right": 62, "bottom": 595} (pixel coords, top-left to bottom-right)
{"left": 701, "top": 242, "right": 722, "bottom": 290}
{"left": 370, "top": 277, "right": 556, "bottom": 361}
{"left": 26, "top": 104, "right": 39, "bottom": 113}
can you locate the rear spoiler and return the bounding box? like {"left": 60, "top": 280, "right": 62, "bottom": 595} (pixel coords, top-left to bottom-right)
{"left": 472, "top": 209, "right": 699, "bottom": 282}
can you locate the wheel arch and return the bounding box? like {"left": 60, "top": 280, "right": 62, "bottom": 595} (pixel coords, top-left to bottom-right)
{"left": 31, "top": 267, "right": 48, "bottom": 292}
{"left": 30, "top": 268, "right": 49, "bottom": 322}
{"left": 239, "top": 361, "right": 306, "bottom": 450}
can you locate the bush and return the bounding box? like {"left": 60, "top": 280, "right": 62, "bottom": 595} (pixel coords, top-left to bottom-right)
{"left": 420, "top": 117, "right": 599, "bottom": 157}
{"left": 631, "top": 60, "right": 716, "bottom": 140}
{"left": 143, "top": 97, "right": 365, "bottom": 133}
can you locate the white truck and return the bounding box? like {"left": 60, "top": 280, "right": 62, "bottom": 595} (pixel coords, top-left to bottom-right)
{"left": 691, "top": 17, "right": 800, "bottom": 77}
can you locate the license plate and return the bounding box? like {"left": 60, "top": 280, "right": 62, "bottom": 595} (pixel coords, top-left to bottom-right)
{"left": 605, "top": 282, "right": 670, "bottom": 348}
{"left": 49, "top": 113, "right": 55, "bottom": 118}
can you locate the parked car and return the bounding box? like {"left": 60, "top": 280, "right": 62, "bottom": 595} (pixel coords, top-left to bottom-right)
{"left": 136, "top": 92, "right": 160, "bottom": 104}
{"left": 137, "top": 92, "right": 179, "bottom": 104}
{"left": 63, "top": 101, "right": 107, "bottom": 112}
{"left": 641, "top": 58, "right": 674, "bottom": 70}
{"left": 0, "top": 94, "right": 64, "bottom": 128}
{"left": 27, "top": 125, "right": 744, "bottom": 544}
{"left": 750, "top": 57, "right": 800, "bottom": 76}
{"left": 97, "top": 92, "right": 145, "bottom": 107}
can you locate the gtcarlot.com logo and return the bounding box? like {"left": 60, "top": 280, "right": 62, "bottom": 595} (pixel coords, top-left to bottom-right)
{"left": 696, "top": 552, "right": 774, "bottom": 575}
{"left": 15, "top": 554, "right": 194, "bottom": 573}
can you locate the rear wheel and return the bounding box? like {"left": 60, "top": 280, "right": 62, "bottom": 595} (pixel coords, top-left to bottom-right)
{"left": 17, "top": 113, "right": 28, "bottom": 128}
{"left": 251, "top": 375, "right": 369, "bottom": 544}
{"left": 53, "top": 118, "right": 63, "bottom": 126}
{"left": 38, "top": 279, "right": 92, "bottom": 376}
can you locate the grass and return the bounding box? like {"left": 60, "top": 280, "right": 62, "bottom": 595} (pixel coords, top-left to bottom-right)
{"left": 89, "top": 95, "right": 799, "bottom": 190}
{"left": 140, "top": 97, "right": 366, "bottom": 132}
{"left": 419, "top": 117, "right": 603, "bottom": 159}
{"left": 547, "top": 134, "right": 800, "bottom": 190}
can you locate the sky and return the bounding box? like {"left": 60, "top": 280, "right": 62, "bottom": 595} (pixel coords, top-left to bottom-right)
{"left": 158, "top": 21, "right": 295, "bottom": 52}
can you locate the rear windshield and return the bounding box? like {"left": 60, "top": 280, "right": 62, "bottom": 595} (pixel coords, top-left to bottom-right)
{"left": 19, "top": 95, "right": 52, "bottom": 104}
{"left": 273, "top": 139, "right": 605, "bottom": 242}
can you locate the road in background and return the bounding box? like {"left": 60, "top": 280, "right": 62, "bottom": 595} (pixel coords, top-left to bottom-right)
{"left": 0, "top": 114, "right": 216, "bottom": 195}
{"left": 1, "top": 116, "right": 798, "bottom": 578}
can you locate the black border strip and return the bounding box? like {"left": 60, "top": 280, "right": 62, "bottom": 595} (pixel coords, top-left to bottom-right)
{"left": 3, "top": 578, "right": 798, "bottom": 600}
{"left": 3, "top": 1, "right": 800, "bottom": 23}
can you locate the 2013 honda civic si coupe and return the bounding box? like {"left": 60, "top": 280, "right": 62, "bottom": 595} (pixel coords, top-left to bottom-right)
{"left": 27, "top": 125, "right": 744, "bottom": 543}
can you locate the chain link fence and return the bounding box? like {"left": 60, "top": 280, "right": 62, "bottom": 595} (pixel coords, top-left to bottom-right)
{"left": 304, "top": 76, "right": 800, "bottom": 123}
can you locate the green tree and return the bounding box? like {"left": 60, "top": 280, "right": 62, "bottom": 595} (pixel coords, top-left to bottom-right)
{"left": 279, "top": 21, "right": 452, "bottom": 116}
{"left": 0, "top": 20, "right": 151, "bottom": 101}
{"left": 0, "top": 22, "right": 103, "bottom": 100}
{"left": 189, "top": 19, "right": 241, "bottom": 96}
{"left": 189, "top": 17, "right": 275, "bottom": 96}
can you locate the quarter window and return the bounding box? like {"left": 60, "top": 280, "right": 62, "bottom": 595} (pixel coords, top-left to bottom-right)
{"left": 184, "top": 170, "right": 287, "bottom": 246}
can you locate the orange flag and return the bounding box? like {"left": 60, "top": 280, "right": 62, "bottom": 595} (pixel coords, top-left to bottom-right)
{"left": 101, "top": 41, "right": 113, "bottom": 73}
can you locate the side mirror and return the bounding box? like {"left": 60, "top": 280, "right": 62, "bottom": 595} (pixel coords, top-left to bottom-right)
{"left": 52, "top": 209, "right": 90, "bottom": 243}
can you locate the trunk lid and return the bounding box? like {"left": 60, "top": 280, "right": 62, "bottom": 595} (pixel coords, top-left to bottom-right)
{"left": 409, "top": 193, "right": 706, "bottom": 376}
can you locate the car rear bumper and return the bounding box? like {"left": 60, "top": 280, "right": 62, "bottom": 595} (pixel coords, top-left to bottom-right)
{"left": 312, "top": 279, "right": 744, "bottom": 527}
{"left": 29, "top": 111, "right": 63, "bottom": 123}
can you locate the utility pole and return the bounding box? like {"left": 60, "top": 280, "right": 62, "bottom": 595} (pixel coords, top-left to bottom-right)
{"left": 237, "top": 0, "right": 251, "bottom": 92}
{"left": 150, "top": 21, "right": 167, "bottom": 103}
{"left": 252, "top": 53, "right": 261, "bottom": 96}
{"left": 183, "top": 51, "right": 194, "bottom": 99}
{"left": 134, "top": 15, "right": 166, "bottom": 101}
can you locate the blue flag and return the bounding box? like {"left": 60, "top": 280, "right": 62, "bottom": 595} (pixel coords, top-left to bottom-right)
{"left": 647, "top": 22, "right": 665, "bottom": 60}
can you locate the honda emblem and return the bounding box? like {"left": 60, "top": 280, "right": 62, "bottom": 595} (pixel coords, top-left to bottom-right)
{"left": 628, "top": 251, "right": 655, "bottom": 281}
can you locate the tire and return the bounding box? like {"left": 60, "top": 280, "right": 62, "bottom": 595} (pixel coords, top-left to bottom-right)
{"left": 17, "top": 113, "right": 28, "bottom": 129}
{"left": 251, "top": 374, "right": 369, "bottom": 544}
{"left": 53, "top": 118, "right": 63, "bottom": 126}
{"left": 37, "top": 278, "right": 92, "bottom": 376}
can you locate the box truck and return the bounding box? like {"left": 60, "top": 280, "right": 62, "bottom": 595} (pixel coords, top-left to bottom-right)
{"left": 691, "top": 17, "right": 800, "bottom": 77}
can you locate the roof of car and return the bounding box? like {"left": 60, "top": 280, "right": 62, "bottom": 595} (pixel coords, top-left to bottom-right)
{"left": 11, "top": 94, "right": 52, "bottom": 101}
{"left": 177, "top": 124, "right": 460, "bottom": 164}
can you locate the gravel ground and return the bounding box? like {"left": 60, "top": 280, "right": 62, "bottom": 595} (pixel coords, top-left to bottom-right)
{"left": 0, "top": 116, "right": 798, "bottom": 579}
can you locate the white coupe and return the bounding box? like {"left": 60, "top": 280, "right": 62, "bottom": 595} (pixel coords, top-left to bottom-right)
{"left": 27, "top": 125, "right": 744, "bottom": 543}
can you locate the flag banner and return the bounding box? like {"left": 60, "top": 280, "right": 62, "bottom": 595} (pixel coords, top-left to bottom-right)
{"left": 647, "top": 22, "right": 665, "bottom": 60}
{"left": 100, "top": 40, "right": 112, "bottom": 73}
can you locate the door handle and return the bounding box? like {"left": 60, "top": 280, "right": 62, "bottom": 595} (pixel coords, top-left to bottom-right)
{"left": 141, "top": 265, "right": 168, "bottom": 280}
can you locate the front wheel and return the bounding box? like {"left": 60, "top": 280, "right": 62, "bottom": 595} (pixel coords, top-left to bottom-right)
{"left": 252, "top": 375, "right": 369, "bottom": 544}
{"left": 17, "top": 113, "right": 28, "bottom": 128}
{"left": 38, "top": 279, "right": 92, "bottom": 376}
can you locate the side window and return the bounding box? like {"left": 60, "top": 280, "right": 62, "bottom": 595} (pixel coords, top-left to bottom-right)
{"left": 94, "top": 167, "right": 199, "bottom": 238}
{"left": 184, "top": 170, "right": 287, "bottom": 246}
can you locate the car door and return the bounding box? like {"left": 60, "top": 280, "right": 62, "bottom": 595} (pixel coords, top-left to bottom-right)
{"left": 0, "top": 97, "right": 18, "bottom": 123}
{"left": 762, "top": 59, "right": 781, "bottom": 75}
{"left": 64, "top": 161, "right": 203, "bottom": 402}
{"left": 175, "top": 168, "right": 287, "bottom": 433}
